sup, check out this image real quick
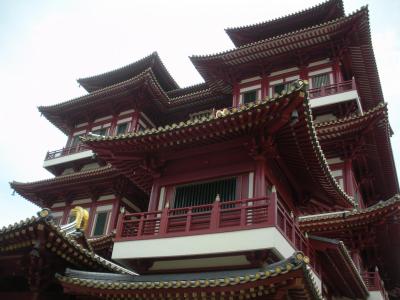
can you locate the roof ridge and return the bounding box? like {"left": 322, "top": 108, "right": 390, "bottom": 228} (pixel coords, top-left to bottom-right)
{"left": 10, "top": 165, "right": 114, "bottom": 187}
{"left": 314, "top": 102, "right": 387, "bottom": 128}
{"left": 299, "top": 194, "right": 400, "bottom": 222}
{"left": 77, "top": 52, "right": 158, "bottom": 83}
{"left": 39, "top": 68, "right": 164, "bottom": 111}
{"left": 225, "top": 0, "right": 343, "bottom": 32}
{"left": 0, "top": 209, "right": 137, "bottom": 275}
{"left": 191, "top": 6, "right": 368, "bottom": 60}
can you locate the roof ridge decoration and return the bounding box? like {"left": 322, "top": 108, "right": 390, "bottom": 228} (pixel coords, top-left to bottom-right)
{"left": 56, "top": 251, "right": 322, "bottom": 299}
{"left": 77, "top": 52, "right": 179, "bottom": 93}
{"left": 0, "top": 208, "right": 138, "bottom": 276}
{"left": 225, "top": 0, "right": 345, "bottom": 47}
{"left": 191, "top": 6, "right": 368, "bottom": 60}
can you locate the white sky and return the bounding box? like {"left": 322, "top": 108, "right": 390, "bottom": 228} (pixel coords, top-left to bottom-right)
{"left": 0, "top": 0, "right": 399, "bottom": 227}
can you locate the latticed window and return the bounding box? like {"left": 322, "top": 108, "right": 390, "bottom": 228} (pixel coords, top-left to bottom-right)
{"left": 92, "top": 211, "right": 109, "bottom": 236}
{"left": 311, "top": 73, "right": 330, "bottom": 89}
{"left": 70, "top": 135, "right": 83, "bottom": 147}
{"left": 116, "top": 123, "right": 129, "bottom": 135}
{"left": 173, "top": 177, "right": 237, "bottom": 208}
{"left": 92, "top": 128, "right": 108, "bottom": 136}
{"left": 242, "top": 90, "right": 258, "bottom": 104}
{"left": 273, "top": 81, "right": 294, "bottom": 95}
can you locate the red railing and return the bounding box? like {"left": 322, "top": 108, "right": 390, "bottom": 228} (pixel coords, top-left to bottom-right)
{"left": 116, "top": 195, "right": 318, "bottom": 273}
{"left": 308, "top": 79, "right": 356, "bottom": 99}
{"left": 363, "top": 272, "right": 389, "bottom": 299}
{"left": 275, "top": 201, "right": 320, "bottom": 275}
{"left": 45, "top": 144, "right": 90, "bottom": 160}
{"left": 116, "top": 197, "right": 271, "bottom": 241}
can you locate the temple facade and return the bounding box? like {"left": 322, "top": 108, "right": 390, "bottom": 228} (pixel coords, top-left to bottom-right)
{"left": 2, "top": 0, "right": 399, "bottom": 299}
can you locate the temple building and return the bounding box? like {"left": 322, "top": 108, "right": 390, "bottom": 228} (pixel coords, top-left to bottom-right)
{"left": 2, "top": 0, "right": 399, "bottom": 299}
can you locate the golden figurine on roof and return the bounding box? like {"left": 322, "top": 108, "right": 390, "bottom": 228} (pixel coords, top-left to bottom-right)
{"left": 69, "top": 206, "right": 89, "bottom": 230}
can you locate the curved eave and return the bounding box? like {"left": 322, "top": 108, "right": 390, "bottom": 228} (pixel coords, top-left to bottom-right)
{"left": 87, "top": 233, "right": 115, "bottom": 252}
{"left": 39, "top": 69, "right": 219, "bottom": 135}
{"left": 56, "top": 252, "right": 322, "bottom": 300}
{"left": 77, "top": 52, "right": 179, "bottom": 93}
{"left": 309, "top": 236, "right": 368, "bottom": 298}
{"left": 191, "top": 7, "right": 367, "bottom": 63}
{"left": 192, "top": 7, "right": 384, "bottom": 111}
{"left": 0, "top": 211, "right": 136, "bottom": 275}
{"left": 225, "top": 0, "right": 344, "bottom": 47}
{"left": 39, "top": 68, "right": 169, "bottom": 135}
{"left": 275, "top": 88, "right": 356, "bottom": 209}
{"left": 299, "top": 194, "right": 400, "bottom": 232}
{"left": 315, "top": 103, "right": 399, "bottom": 202}
{"left": 10, "top": 165, "right": 117, "bottom": 206}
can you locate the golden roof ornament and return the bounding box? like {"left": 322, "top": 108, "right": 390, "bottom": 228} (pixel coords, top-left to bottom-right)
{"left": 69, "top": 206, "right": 89, "bottom": 230}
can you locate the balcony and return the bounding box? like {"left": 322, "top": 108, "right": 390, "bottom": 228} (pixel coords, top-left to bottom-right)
{"left": 308, "top": 79, "right": 362, "bottom": 111}
{"left": 113, "top": 195, "right": 320, "bottom": 276}
{"left": 43, "top": 144, "right": 93, "bottom": 169}
{"left": 363, "top": 272, "right": 389, "bottom": 300}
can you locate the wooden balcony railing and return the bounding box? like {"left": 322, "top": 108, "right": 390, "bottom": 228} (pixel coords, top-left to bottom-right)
{"left": 115, "top": 194, "right": 319, "bottom": 274}
{"left": 45, "top": 144, "right": 90, "bottom": 160}
{"left": 362, "top": 271, "right": 389, "bottom": 299}
{"left": 308, "top": 78, "right": 356, "bottom": 99}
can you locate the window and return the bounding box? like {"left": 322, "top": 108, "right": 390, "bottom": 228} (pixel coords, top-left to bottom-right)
{"left": 173, "top": 177, "right": 237, "bottom": 208}
{"left": 70, "top": 135, "right": 83, "bottom": 147}
{"left": 242, "top": 90, "right": 258, "bottom": 104}
{"left": 116, "top": 123, "right": 129, "bottom": 135}
{"left": 311, "top": 73, "right": 330, "bottom": 89}
{"left": 273, "top": 81, "right": 294, "bottom": 95}
{"left": 92, "top": 211, "right": 110, "bottom": 236}
{"left": 92, "top": 128, "right": 108, "bottom": 136}
{"left": 137, "top": 120, "right": 147, "bottom": 132}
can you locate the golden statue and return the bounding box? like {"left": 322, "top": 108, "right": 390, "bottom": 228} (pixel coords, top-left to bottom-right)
{"left": 69, "top": 206, "right": 89, "bottom": 230}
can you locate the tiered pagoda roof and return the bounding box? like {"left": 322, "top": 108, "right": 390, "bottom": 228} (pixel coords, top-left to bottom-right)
{"left": 10, "top": 165, "right": 146, "bottom": 209}
{"left": 82, "top": 81, "right": 355, "bottom": 210}
{"left": 191, "top": 6, "right": 383, "bottom": 111}
{"left": 308, "top": 236, "right": 368, "bottom": 298}
{"left": 77, "top": 52, "right": 179, "bottom": 93}
{"left": 56, "top": 252, "right": 322, "bottom": 300}
{"left": 225, "top": 0, "right": 345, "bottom": 47}
{"left": 299, "top": 194, "right": 400, "bottom": 234}
{"left": 315, "top": 104, "right": 399, "bottom": 204}
{"left": 39, "top": 67, "right": 227, "bottom": 135}
{"left": 0, "top": 209, "right": 136, "bottom": 275}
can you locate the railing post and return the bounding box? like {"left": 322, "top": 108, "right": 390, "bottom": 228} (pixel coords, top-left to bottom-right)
{"left": 351, "top": 77, "right": 356, "bottom": 90}
{"left": 185, "top": 208, "right": 192, "bottom": 232}
{"left": 268, "top": 187, "right": 277, "bottom": 226}
{"left": 210, "top": 199, "right": 220, "bottom": 230}
{"left": 115, "top": 208, "right": 126, "bottom": 240}
{"left": 159, "top": 207, "right": 169, "bottom": 235}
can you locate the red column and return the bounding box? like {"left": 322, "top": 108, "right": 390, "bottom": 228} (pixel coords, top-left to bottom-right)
{"left": 131, "top": 111, "right": 140, "bottom": 132}
{"left": 232, "top": 83, "right": 240, "bottom": 107}
{"left": 148, "top": 181, "right": 160, "bottom": 212}
{"left": 109, "top": 197, "right": 121, "bottom": 232}
{"left": 254, "top": 156, "right": 266, "bottom": 198}
{"left": 299, "top": 66, "right": 307, "bottom": 80}
{"left": 344, "top": 159, "right": 354, "bottom": 197}
{"left": 261, "top": 75, "right": 269, "bottom": 99}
